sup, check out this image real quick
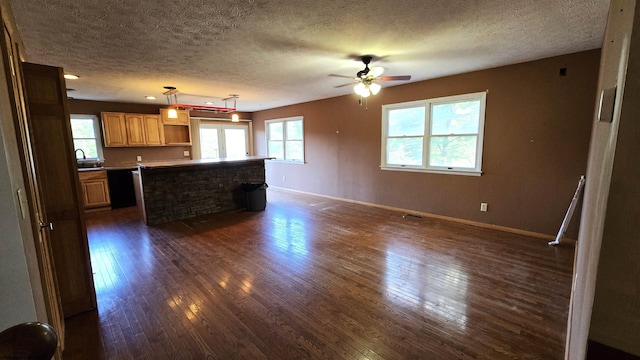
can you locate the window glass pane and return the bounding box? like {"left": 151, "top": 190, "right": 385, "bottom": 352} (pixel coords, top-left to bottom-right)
{"left": 286, "top": 120, "right": 303, "bottom": 140}
{"left": 388, "top": 107, "right": 425, "bottom": 136}
{"left": 285, "top": 140, "right": 303, "bottom": 161}
{"left": 387, "top": 137, "right": 423, "bottom": 166}
{"left": 268, "top": 122, "right": 283, "bottom": 141}
{"left": 431, "top": 100, "right": 480, "bottom": 135}
{"left": 268, "top": 141, "right": 284, "bottom": 159}
{"left": 224, "top": 128, "right": 247, "bottom": 158}
{"left": 73, "top": 139, "right": 98, "bottom": 158}
{"left": 200, "top": 128, "right": 220, "bottom": 159}
{"left": 71, "top": 118, "right": 96, "bottom": 138}
{"left": 429, "top": 135, "right": 477, "bottom": 168}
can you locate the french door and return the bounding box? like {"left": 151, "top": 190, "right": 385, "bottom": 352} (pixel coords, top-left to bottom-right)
{"left": 200, "top": 123, "right": 249, "bottom": 159}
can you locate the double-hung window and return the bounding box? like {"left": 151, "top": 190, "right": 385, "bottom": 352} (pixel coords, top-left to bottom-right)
{"left": 70, "top": 115, "right": 103, "bottom": 159}
{"left": 266, "top": 116, "right": 304, "bottom": 162}
{"left": 381, "top": 92, "right": 486, "bottom": 175}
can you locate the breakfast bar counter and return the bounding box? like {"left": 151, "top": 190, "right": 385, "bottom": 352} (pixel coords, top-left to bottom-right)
{"left": 135, "top": 156, "right": 271, "bottom": 225}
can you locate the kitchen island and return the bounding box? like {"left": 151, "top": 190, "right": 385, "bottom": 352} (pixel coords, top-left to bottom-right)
{"left": 134, "top": 156, "right": 271, "bottom": 225}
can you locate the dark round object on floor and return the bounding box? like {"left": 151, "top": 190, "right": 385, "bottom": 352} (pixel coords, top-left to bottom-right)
{"left": 0, "top": 322, "right": 58, "bottom": 359}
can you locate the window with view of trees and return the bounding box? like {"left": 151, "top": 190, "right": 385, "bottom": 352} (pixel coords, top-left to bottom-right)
{"left": 70, "top": 115, "right": 103, "bottom": 159}
{"left": 266, "top": 116, "right": 304, "bottom": 162}
{"left": 381, "top": 92, "right": 486, "bottom": 175}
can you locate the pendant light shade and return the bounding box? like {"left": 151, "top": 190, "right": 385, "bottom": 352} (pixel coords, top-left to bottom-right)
{"left": 167, "top": 108, "right": 178, "bottom": 119}
{"left": 231, "top": 113, "right": 239, "bottom": 122}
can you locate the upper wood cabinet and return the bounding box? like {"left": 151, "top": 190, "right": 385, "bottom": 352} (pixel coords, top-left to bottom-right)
{"left": 160, "top": 108, "right": 191, "bottom": 145}
{"left": 102, "top": 112, "right": 127, "bottom": 147}
{"left": 125, "top": 113, "right": 146, "bottom": 146}
{"left": 143, "top": 114, "right": 164, "bottom": 146}
{"left": 102, "top": 112, "right": 167, "bottom": 147}
{"left": 161, "top": 108, "right": 190, "bottom": 125}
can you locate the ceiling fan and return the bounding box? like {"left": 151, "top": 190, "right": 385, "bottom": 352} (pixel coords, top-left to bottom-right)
{"left": 329, "top": 55, "right": 411, "bottom": 97}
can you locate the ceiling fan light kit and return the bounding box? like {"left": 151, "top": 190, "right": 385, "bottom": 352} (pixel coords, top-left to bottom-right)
{"left": 331, "top": 55, "right": 411, "bottom": 102}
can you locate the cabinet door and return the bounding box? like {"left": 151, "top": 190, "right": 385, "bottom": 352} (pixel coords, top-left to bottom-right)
{"left": 125, "top": 113, "right": 146, "bottom": 146}
{"left": 101, "top": 112, "right": 127, "bottom": 147}
{"left": 82, "top": 179, "right": 111, "bottom": 208}
{"left": 143, "top": 114, "right": 164, "bottom": 146}
{"left": 177, "top": 109, "right": 190, "bottom": 125}
{"left": 160, "top": 108, "right": 177, "bottom": 124}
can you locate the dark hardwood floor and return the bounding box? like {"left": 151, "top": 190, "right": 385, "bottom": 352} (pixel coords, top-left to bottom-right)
{"left": 64, "top": 188, "right": 575, "bottom": 359}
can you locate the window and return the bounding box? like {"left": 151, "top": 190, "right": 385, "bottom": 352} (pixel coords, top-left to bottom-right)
{"left": 266, "top": 116, "right": 304, "bottom": 162}
{"left": 381, "top": 92, "right": 486, "bottom": 175}
{"left": 199, "top": 122, "right": 249, "bottom": 159}
{"left": 70, "top": 115, "right": 103, "bottom": 159}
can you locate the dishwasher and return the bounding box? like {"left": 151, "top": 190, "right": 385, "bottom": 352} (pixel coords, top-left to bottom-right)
{"left": 107, "top": 169, "right": 137, "bottom": 208}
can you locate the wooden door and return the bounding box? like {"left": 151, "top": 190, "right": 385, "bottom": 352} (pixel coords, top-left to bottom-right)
{"left": 125, "top": 113, "right": 146, "bottom": 145}
{"left": 21, "top": 62, "right": 97, "bottom": 318}
{"left": 143, "top": 114, "right": 164, "bottom": 145}
{"left": 1, "top": 26, "right": 65, "bottom": 358}
{"left": 101, "top": 112, "right": 127, "bottom": 147}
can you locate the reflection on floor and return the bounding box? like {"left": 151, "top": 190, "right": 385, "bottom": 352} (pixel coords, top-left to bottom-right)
{"left": 64, "top": 188, "right": 575, "bottom": 359}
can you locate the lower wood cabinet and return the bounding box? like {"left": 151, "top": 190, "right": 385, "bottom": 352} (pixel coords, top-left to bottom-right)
{"left": 78, "top": 170, "right": 111, "bottom": 210}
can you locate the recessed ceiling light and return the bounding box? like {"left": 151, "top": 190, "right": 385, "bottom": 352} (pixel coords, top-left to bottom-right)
{"left": 145, "top": 96, "right": 156, "bottom": 100}
{"left": 63, "top": 74, "right": 79, "bottom": 80}
{"left": 205, "top": 101, "right": 214, "bottom": 105}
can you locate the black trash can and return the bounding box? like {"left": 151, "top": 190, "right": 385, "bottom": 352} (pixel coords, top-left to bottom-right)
{"left": 241, "top": 182, "right": 268, "bottom": 211}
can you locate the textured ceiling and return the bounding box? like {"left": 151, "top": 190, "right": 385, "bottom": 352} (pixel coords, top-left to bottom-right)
{"left": 8, "top": 0, "right": 610, "bottom": 112}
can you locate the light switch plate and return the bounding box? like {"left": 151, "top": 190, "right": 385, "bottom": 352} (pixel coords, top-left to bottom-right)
{"left": 183, "top": 150, "right": 190, "bottom": 157}
{"left": 136, "top": 155, "right": 142, "bottom": 161}
{"left": 598, "top": 86, "right": 616, "bottom": 123}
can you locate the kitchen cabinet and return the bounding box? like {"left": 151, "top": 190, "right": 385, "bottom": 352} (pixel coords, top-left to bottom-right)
{"left": 124, "top": 113, "right": 146, "bottom": 146}
{"left": 143, "top": 114, "right": 164, "bottom": 145}
{"left": 78, "top": 169, "right": 111, "bottom": 210}
{"left": 161, "top": 108, "right": 190, "bottom": 125}
{"left": 101, "top": 112, "right": 127, "bottom": 147}
{"left": 160, "top": 108, "right": 191, "bottom": 145}
{"left": 102, "top": 112, "right": 167, "bottom": 147}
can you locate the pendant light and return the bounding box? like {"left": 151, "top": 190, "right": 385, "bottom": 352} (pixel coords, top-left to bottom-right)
{"left": 163, "top": 86, "right": 179, "bottom": 118}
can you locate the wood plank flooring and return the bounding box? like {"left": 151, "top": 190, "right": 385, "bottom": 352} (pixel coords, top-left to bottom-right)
{"left": 64, "top": 188, "right": 575, "bottom": 359}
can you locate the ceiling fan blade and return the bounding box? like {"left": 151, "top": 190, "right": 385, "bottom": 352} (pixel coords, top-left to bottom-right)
{"left": 328, "top": 74, "right": 356, "bottom": 79}
{"left": 378, "top": 75, "right": 412, "bottom": 81}
{"left": 334, "top": 82, "right": 357, "bottom": 88}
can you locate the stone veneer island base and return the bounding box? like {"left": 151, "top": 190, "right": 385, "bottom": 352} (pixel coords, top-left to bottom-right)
{"left": 134, "top": 157, "right": 270, "bottom": 225}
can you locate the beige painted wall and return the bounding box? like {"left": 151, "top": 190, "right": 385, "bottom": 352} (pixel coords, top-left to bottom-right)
{"left": 253, "top": 50, "right": 600, "bottom": 237}
{"left": 0, "top": 0, "right": 47, "bottom": 330}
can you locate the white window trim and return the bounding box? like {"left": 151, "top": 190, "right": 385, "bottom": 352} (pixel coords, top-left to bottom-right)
{"left": 70, "top": 114, "right": 103, "bottom": 160}
{"left": 265, "top": 116, "right": 305, "bottom": 163}
{"left": 199, "top": 122, "right": 250, "bottom": 159}
{"left": 381, "top": 92, "right": 486, "bottom": 176}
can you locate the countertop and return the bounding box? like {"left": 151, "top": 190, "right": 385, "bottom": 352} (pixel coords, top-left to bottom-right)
{"left": 77, "top": 167, "right": 105, "bottom": 172}
{"left": 137, "top": 156, "right": 273, "bottom": 170}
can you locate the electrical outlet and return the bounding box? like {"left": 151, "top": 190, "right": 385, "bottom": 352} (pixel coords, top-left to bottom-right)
{"left": 183, "top": 150, "right": 190, "bottom": 157}
{"left": 136, "top": 155, "right": 142, "bottom": 161}
{"left": 480, "top": 202, "right": 488, "bottom": 212}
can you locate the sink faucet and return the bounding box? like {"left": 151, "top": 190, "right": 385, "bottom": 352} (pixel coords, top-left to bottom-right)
{"left": 75, "top": 148, "right": 86, "bottom": 160}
